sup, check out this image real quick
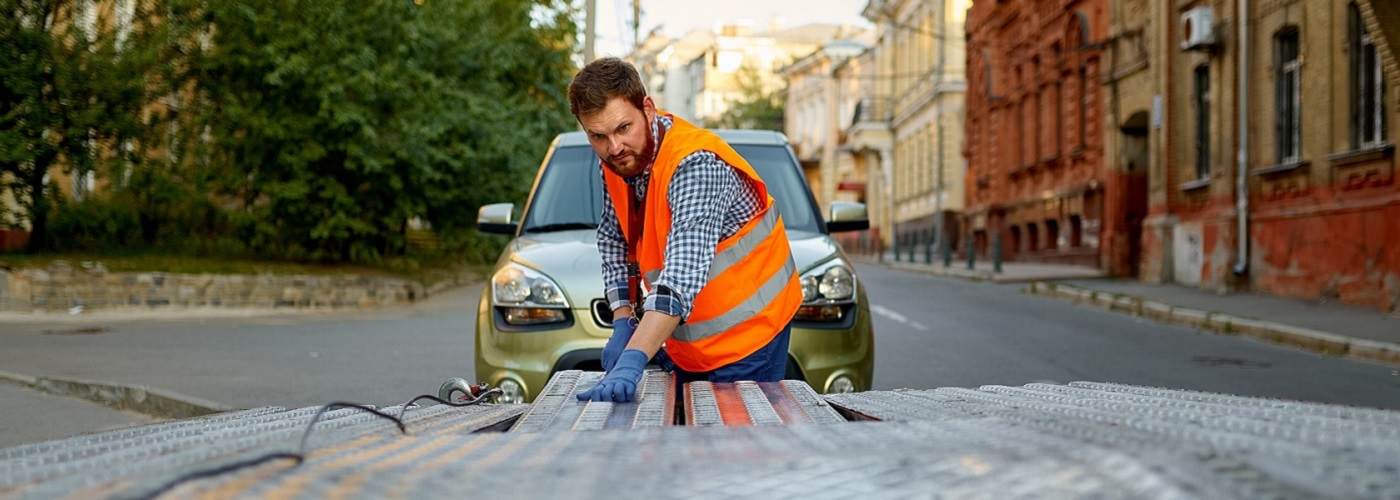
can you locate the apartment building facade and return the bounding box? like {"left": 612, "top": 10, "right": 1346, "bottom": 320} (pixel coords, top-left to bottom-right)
{"left": 864, "top": 0, "right": 968, "bottom": 260}
{"left": 1146, "top": 0, "right": 1400, "bottom": 312}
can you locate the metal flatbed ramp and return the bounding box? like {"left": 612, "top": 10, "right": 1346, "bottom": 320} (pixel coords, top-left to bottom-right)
{"left": 509, "top": 370, "right": 675, "bottom": 432}
{"left": 0, "top": 403, "right": 525, "bottom": 499}
{"left": 684, "top": 380, "right": 845, "bottom": 426}
{"left": 4, "top": 380, "right": 1400, "bottom": 498}
{"left": 824, "top": 381, "right": 1400, "bottom": 498}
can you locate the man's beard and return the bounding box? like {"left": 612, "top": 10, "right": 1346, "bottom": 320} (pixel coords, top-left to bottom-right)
{"left": 606, "top": 127, "right": 656, "bottom": 179}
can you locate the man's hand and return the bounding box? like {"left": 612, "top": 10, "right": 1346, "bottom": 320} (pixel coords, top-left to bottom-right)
{"left": 601, "top": 316, "right": 637, "bottom": 372}
{"left": 577, "top": 349, "right": 648, "bottom": 402}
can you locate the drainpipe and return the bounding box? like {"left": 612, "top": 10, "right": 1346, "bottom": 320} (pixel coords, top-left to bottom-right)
{"left": 1233, "top": 0, "right": 1249, "bottom": 276}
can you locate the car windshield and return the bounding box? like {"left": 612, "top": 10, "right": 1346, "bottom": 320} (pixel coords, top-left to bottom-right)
{"left": 520, "top": 143, "right": 822, "bottom": 234}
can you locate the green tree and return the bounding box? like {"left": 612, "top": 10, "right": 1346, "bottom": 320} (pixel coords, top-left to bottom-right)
{"left": 709, "top": 64, "right": 785, "bottom": 131}
{"left": 0, "top": 0, "right": 181, "bottom": 250}
{"left": 188, "top": 0, "right": 579, "bottom": 262}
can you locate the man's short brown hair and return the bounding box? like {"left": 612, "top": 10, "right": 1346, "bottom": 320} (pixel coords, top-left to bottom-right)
{"left": 568, "top": 57, "right": 648, "bottom": 119}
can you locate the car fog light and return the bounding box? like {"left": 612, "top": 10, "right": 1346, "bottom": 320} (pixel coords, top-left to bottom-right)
{"left": 503, "top": 307, "right": 566, "bottom": 325}
{"left": 795, "top": 305, "right": 843, "bottom": 321}
{"left": 828, "top": 376, "right": 856, "bottom": 394}
{"left": 495, "top": 379, "right": 526, "bottom": 404}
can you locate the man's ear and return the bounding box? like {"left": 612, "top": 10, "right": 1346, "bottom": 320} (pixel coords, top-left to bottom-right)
{"left": 642, "top": 96, "right": 656, "bottom": 122}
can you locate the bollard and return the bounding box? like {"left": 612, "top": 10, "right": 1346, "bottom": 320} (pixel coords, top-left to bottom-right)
{"left": 893, "top": 235, "right": 900, "bottom": 262}
{"left": 966, "top": 237, "right": 975, "bottom": 270}
{"left": 923, "top": 230, "right": 933, "bottom": 264}
{"left": 941, "top": 235, "right": 952, "bottom": 268}
{"left": 993, "top": 236, "right": 1003, "bottom": 273}
{"left": 908, "top": 233, "right": 916, "bottom": 262}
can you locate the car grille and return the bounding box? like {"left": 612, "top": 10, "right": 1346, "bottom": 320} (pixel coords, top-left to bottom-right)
{"left": 590, "top": 299, "right": 614, "bottom": 327}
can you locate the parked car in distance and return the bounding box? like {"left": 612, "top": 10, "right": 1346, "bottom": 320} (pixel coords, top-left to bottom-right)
{"left": 475, "top": 129, "right": 874, "bottom": 403}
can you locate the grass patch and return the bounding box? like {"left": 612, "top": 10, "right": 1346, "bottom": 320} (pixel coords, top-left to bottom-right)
{"left": 0, "top": 251, "right": 492, "bottom": 287}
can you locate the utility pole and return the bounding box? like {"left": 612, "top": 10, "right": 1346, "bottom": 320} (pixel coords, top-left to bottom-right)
{"left": 584, "top": 0, "right": 596, "bottom": 63}
{"left": 632, "top": 0, "right": 641, "bottom": 54}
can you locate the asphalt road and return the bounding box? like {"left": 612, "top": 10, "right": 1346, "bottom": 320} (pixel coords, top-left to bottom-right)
{"left": 3, "top": 262, "right": 1400, "bottom": 449}
{"left": 0, "top": 285, "right": 485, "bottom": 410}
{"left": 857, "top": 263, "right": 1400, "bottom": 410}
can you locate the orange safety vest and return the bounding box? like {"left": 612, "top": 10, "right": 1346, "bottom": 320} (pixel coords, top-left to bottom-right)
{"left": 602, "top": 112, "right": 803, "bottom": 372}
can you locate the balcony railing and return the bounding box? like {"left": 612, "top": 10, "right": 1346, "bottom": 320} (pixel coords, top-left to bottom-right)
{"left": 851, "top": 98, "right": 893, "bottom": 126}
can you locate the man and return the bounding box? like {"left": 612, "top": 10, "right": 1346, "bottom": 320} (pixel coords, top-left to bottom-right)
{"left": 568, "top": 57, "right": 803, "bottom": 403}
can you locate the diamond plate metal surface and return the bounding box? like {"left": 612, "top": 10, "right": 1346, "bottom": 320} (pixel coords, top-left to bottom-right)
{"left": 4, "top": 379, "right": 1400, "bottom": 498}
{"left": 825, "top": 382, "right": 1400, "bottom": 498}
{"left": 0, "top": 402, "right": 524, "bottom": 499}
{"left": 685, "top": 380, "right": 845, "bottom": 426}
{"left": 509, "top": 370, "right": 675, "bottom": 432}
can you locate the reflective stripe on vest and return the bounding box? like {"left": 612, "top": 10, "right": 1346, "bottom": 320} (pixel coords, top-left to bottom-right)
{"left": 642, "top": 205, "right": 780, "bottom": 285}
{"left": 671, "top": 257, "right": 797, "bottom": 342}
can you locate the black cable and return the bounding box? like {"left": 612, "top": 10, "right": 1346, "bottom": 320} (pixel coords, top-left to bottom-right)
{"left": 298, "top": 402, "right": 406, "bottom": 456}
{"left": 137, "top": 453, "right": 302, "bottom": 500}
{"left": 397, "top": 388, "right": 503, "bottom": 420}
{"left": 136, "top": 401, "right": 407, "bottom": 500}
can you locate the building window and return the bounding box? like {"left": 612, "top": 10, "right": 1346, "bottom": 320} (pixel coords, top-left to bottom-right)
{"left": 1045, "top": 219, "right": 1060, "bottom": 251}
{"left": 1350, "top": 3, "right": 1387, "bottom": 149}
{"left": 1069, "top": 215, "right": 1083, "bottom": 247}
{"left": 1078, "top": 66, "right": 1089, "bottom": 149}
{"left": 1194, "top": 64, "right": 1210, "bottom": 179}
{"left": 1275, "top": 29, "right": 1302, "bottom": 163}
{"left": 1052, "top": 81, "right": 1062, "bottom": 156}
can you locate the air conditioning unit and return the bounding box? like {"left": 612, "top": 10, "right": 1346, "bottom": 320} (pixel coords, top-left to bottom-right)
{"left": 1181, "top": 6, "right": 1217, "bottom": 51}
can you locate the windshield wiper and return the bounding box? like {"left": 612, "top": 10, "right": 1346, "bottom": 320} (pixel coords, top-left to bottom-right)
{"left": 524, "top": 222, "right": 597, "bottom": 233}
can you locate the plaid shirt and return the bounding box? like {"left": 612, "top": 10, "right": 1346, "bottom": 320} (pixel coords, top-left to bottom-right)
{"left": 598, "top": 114, "right": 763, "bottom": 321}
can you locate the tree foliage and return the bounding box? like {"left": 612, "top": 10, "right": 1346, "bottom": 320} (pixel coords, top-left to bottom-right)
{"left": 1, "top": 0, "right": 580, "bottom": 263}
{"left": 708, "top": 64, "right": 785, "bottom": 132}
{"left": 0, "top": 0, "right": 185, "bottom": 249}
{"left": 184, "top": 0, "right": 579, "bottom": 262}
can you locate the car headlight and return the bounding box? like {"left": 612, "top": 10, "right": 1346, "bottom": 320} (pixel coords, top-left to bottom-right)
{"left": 796, "top": 261, "right": 856, "bottom": 322}
{"left": 492, "top": 264, "right": 569, "bottom": 326}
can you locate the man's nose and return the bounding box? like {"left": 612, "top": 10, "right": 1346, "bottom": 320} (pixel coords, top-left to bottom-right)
{"left": 608, "top": 136, "right": 625, "bottom": 156}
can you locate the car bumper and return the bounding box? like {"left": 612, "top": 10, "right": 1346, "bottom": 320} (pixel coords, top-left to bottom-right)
{"left": 476, "top": 286, "right": 875, "bottom": 402}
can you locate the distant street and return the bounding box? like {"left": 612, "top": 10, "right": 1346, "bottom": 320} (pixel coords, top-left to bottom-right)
{"left": 857, "top": 263, "right": 1400, "bottom": 410}
{"left": 1, "top": 263, "right": 1399, "bottom": 419}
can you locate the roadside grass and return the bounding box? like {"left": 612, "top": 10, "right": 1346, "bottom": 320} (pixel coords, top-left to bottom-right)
{"left": 0, "top": 251, "right": 493, "bottom": 288}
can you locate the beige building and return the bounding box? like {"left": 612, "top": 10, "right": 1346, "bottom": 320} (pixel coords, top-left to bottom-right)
{"left": 647, "top": 23, "right": 851, "bottom": 126}
{"left": 863, "top": 0, "right": 968, "bottom": 260}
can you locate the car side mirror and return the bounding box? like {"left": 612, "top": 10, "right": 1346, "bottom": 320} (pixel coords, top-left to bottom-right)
{"left": 826, "top": 201, "right": 870, "bottom": 233}
{"left": 477, "top": 203, "right": 518, "bottom": 235}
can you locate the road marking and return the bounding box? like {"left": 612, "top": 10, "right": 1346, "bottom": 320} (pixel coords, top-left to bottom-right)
{"left": 871, "top": 305, "right": 907, "bottom": 323}
{"left": 873, "top": 305, "right": 930, "bottom": 332}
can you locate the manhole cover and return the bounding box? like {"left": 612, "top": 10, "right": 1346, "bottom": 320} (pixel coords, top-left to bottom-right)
{"left": 1189, "top": 356, "right": 1271, "bottom": 368}
{"left": 41, "top": 327, "right": 111, "bottom": 336}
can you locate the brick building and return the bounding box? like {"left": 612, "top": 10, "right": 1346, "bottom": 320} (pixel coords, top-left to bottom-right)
{"left": 964, "top": 0, "right": 1127, "bottom": 272}
{"left": 1144, "top": 0, "right": 1400, "bottom": 312}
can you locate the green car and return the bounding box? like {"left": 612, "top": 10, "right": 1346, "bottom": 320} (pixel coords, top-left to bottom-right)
{"left": 475, "top": 130, "right": 874, "bottom": 403}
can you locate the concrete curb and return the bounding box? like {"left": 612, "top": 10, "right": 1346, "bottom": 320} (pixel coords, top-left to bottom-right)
{"left": 888, "top": 262, "right": 994, "bottom": 282}
{"left": 1027, "top": 282, "right": 1400, "bottom": 366}
{"left": 884, "top": 262, "right": 1107, "bottom": 284}
{"left": 0, "top": 370, "right": 235, "bottom": 419}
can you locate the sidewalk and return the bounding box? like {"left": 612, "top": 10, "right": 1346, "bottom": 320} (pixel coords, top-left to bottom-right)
{"left": 866, "top": 255, "right": 1400, "bottom": 365}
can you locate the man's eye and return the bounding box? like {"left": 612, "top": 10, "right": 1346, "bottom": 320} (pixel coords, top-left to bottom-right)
{"left": 619, "top": 124, "right": 629, "bottom": 132}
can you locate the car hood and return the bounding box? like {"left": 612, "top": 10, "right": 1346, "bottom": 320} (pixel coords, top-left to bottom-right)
{"left": 501, "top": 229, "right": 845, "bottom": 308}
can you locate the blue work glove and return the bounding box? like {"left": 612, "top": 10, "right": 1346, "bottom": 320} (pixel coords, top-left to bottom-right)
{"left": 578, "top": 349, "right": 648, "bottom": 402}
{"left": 601, "top": 316, "right": 638, "bottom": 372}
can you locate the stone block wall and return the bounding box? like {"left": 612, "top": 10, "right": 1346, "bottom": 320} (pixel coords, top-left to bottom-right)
{"left": 0, "top": 261, "right": 425, "bottom": 313}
